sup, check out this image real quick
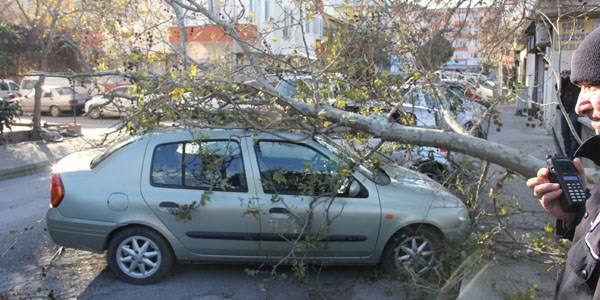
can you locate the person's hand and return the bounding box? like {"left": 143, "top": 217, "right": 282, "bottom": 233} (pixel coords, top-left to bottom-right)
{"left": 526, "top": 158, "right": 585, "bottom": 224}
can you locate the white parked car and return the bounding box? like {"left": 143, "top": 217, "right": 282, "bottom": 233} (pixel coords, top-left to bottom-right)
{"left": 84, "top": 85, "right": 137, "bottom": 119}
{"left": 0, "top": 79, "right": 21, "bottom": 100}
{"left": 402, "top": 84, "right": 491, "bottom": 139}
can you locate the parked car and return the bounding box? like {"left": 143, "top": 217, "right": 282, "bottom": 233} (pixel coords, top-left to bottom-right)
{"left": 402, "top": 84, "right": 491, "bottom": 139}
{"left": 434, "top": 71, "right": 496, "bottom": 100}
{"left": 46, "top": 128, "right": 470, "bottom": 284}
{"left": 13, "top": 85, "right": 90, "bottom": 117}
{"left": 84, "top": 85, "right": 137, "bottom": 119}
{"left": 0, "top": 79, "right": 21, "bottom": 100}
{"left": 343, "top": 103, "right": 451, "bottom": 181}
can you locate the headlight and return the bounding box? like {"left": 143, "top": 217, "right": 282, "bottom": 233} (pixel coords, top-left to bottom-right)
{"left": 458, "top": 207, "right": 469, "bottom": 222}
{"left": 432, "top": 191, "right": 462, "bottom": 208}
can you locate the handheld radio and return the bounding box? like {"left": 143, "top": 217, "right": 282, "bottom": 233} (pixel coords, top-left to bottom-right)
{"left": 546, "top": 128, "right": 587, "bottom": 212}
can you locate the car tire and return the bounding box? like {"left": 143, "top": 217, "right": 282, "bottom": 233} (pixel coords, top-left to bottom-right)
{"left": 381, "top": 226, "right": 442, "bottom": 278}
{"left": 88, "top": 107, "right": 101, "bottom": 119}
{"left": 107, "top": 227, "right": 174, "bottom": 284}
{"left": 49, "top": 105, "right": 61, "bottom": 117}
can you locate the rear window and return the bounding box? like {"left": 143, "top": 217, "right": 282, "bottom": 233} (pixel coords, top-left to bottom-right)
{"left": 90, "top": 135, "right": 140, "bottom": 168}
{"left": 56, "top": 87, "right": 75, "bottom": 95}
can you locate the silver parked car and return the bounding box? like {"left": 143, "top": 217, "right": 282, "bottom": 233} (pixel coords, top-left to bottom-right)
{"left": 14, "top": 85, "right": 90, "bottom": 117}
{"left": 46, "top": 128, "right": 470, "bottom": 284}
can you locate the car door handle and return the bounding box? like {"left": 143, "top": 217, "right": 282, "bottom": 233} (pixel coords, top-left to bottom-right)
{"left": 159, "top": 201, "right": 179, "bottom": 208}
{"left": 269, "top": 207, "right": 289, "bottom": 214}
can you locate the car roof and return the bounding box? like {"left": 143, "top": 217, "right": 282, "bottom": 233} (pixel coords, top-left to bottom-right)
{"left": 144, "top": 127, "right": 313, "bottom": 143}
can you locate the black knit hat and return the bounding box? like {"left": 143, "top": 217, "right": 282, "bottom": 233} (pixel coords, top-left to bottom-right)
{"left": 571, "top": 27, "right": 600, "bottom": 84}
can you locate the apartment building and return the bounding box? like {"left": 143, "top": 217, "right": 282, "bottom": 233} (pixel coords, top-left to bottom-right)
{"left": 444, "top": 7, "right": 486, "bottom": 71}
{"left": 167, "top": 0, "right": 328, "bottom": 64}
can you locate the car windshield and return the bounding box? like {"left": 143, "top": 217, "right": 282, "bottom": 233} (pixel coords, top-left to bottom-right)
{"left": 90, "top": 135, "right": 140, "bottom": 168}
{"left": 314, "top": 135, "right": 390, "bottom": 185}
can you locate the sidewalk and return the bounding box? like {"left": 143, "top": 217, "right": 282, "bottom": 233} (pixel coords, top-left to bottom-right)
{"left": 0, "top": 126, "right": 113, "bottom": 181}
{"left": 458, "top": 106, "right": 558, "bottom": 299}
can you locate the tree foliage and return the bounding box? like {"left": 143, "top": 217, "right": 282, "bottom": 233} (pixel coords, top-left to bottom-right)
{"left": 415, "top": 31, "right": 455, "bottom": 70}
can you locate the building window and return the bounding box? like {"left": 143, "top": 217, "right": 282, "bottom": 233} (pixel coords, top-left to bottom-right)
{"left": 208, "top": 0, "right": 220, "bottom": 14}
{"left": 304, "top": 14, "right": 323, "bottom": 36}
{"left": 283, "top": 8, "right": 292, "bottom": 39}
{"left": 313, "top": 15, "right": 323, "bottom": 36}
{"left": 248, "top": 0, "right": 257, "bottom": 22}
{"left": 264, "top": 0, "right": 270, "bottom": 22}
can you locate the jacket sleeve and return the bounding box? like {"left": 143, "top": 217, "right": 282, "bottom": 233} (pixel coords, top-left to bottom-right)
{"left": 555, "top": 192, "right": 590, "bottom": 240}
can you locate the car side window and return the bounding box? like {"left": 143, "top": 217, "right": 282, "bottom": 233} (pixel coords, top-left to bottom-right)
{"left": 151, "top": 140, "right": 247, "bottom": 192}
{"left": 255, "top": 141, "right": 336, "bottom": 195}
{"left": 0, "top": 82, "right": 7, "bottom": 91}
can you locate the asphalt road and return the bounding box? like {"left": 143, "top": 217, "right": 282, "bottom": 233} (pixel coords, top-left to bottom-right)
{"left": 0, "top": 172, "right": 411, "bottom": 300}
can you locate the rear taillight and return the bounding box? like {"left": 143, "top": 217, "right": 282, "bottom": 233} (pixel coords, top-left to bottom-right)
{"left": 50, "top": 173, "right": 65, "bottom": 207}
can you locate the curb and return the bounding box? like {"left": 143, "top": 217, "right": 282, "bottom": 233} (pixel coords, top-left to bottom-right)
{"left": 0, "top": 162, "right": 52, "bottom": 181}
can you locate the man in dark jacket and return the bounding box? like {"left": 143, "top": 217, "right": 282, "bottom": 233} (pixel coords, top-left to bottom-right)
{"left": 527, "top": 26, "right": 600, "bottom": 299}
{"left": 558, "top": 69, "right": 581, "bottom": 158}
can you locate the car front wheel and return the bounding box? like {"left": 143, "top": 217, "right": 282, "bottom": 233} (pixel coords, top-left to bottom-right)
{"left": 107, "top": 227, "right": 174, "bottom": 284}
{"left": 381, "top": 226, "right": 442, "bottom": 278}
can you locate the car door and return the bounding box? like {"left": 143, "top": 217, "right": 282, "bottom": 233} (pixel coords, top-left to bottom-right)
{"left": 18, "top": 88, "right": 52, "bottom": 113}
{"left": 140, "top": 136, "right": 261, "bottom": 256}
{"left": 252, "top": 139, "right": 381, "bottom": 259}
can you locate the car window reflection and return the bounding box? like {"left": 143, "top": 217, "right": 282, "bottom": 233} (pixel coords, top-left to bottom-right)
{"left": 151, "top": 140, "right": 247, "bottom": 192}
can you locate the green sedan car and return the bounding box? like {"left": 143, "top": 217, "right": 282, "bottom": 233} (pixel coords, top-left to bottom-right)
{"left": 46, "top": 128, "right": 470, "bottom": 284}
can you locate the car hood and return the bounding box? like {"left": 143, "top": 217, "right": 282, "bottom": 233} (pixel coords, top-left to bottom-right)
{"left": 87, "top": 96, "right": 109, "bottom": 105}
{"left": 381, "top": 164, "right": 443, "bottom": 189}
{"left": 379, "top": 164, "right": 462, "bottom": 207}
{"left": 52, "top": 148, "right": 104, "bottom": 173}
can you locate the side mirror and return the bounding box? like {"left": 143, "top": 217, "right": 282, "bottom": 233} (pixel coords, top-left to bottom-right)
{"left": 348, "top": 180, "right": 361, "bottom": 197}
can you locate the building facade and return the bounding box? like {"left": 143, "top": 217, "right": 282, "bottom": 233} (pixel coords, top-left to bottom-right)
{"left": 167, "top": 0, "right": 327, "bottom": 65}
{"left": 515, "top": 1, "right": 600, "bottom": 133}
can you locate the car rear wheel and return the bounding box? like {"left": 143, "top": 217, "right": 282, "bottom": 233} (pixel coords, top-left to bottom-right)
{"left": 49, "top": 105, "right": 61, "bottom": 117}
{"left": 381, "top": 226, "right": 442, "bottom": 278}
{"left": 107, "top": 227, "right": 174, "bottom": 284}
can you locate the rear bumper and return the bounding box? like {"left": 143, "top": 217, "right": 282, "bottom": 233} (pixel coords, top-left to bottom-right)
{"left": 46, "top": 207, "right": 121, "bottom": 253}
